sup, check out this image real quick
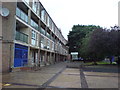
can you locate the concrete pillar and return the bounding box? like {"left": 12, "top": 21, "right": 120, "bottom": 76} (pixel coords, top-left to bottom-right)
{"left": 10, "top": 43, "right": 15, "bottom": 70}
{"left": 49, "top": 52, "right": 52, "bottom": 64}
{"left": 38, "top": 48, "right": 40, "bottom": 67}
{"left": 53, "top": 53, "right": 55, "bottom": 64}
{"left": 54, "top": 53, "right": 57, "bottom": 63}
{"left": 44, "top": 51, "right": 47, "bottom": 66}
{"left": 28, "top": 46, "right": 31, "bottom": 67}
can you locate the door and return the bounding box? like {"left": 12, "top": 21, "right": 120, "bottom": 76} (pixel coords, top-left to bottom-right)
{"left": 14, "top": 44, "right": 28, "bottom": 67}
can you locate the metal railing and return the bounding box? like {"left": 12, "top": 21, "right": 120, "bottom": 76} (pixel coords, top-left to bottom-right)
{"left": 16, "top": 7, "right": 28, "bottom": 23}
{"left": 15, "top": 31, "right": 28, "bottom": 43}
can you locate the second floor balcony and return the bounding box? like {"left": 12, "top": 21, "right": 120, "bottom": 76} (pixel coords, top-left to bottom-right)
{"left": 15, "top": 31, "right": 28, "bottom": 44}
{"left": 16, "top": 7, "right": 28, "bottom": 24}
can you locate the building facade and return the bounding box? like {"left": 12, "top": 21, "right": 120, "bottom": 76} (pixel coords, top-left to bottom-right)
{"left": 1, "top": 0, "right": 68, "bottom": 73}
{"left": 118, "top": 1, "right": 120, "bottom": 27}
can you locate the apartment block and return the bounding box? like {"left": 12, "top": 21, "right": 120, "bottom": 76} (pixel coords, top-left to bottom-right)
{"left": 0, "top": 0, "right": 68, "bottom": 73}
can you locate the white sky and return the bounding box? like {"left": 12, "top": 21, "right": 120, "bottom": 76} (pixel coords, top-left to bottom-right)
{"left": 40, "top": 0, "right": 119, "bottom": 40}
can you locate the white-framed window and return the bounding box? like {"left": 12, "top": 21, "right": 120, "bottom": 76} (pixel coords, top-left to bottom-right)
{"left": 52, "top": 42, "right": 54, "bottom": 51}
{"left": 52, "top": 23, "right": 54, "bottom": 31}
{"left": 36, "top": 33, "right": 39, "bottom": 46}
{"left": 32, "top": 0, "right": 39, "bottom": 14}
{"left": 36, "top": 3, "right": 40, "bottom": 15}
{"left": 31, "top": 30, "right": 36, "bottom": 45}
{"left": 47, "top": 40, "right": 50, "bottom": 50}
{"left": 49, "top": 19, "right": 52, "bottom": 30}
{"left": 41, "top": 36, "right": 44, "bottom": 48}
{"left": 41, "top": 10, "right": 45, "bottom": 22}
{"left": 47, "top": 16, "right": 50, "bottom": 27}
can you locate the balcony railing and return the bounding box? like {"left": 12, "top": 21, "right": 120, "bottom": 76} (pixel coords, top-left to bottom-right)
{"left": 31, "top": 19, "right": 39, "bottom": 30}
{"left": 15, "top": 31, "right": 28, "bottom": 43}
{"left": 16, "top": 7, "right": 28, "bottom": 23}
{"left": 46, "top": 33, "right": 51, "bottom": 39}
{"left": 40, "top": 28, "right": 45, "bottom": 35}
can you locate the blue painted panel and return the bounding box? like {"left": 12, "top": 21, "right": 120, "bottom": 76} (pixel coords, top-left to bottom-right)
{"left": 14, "top": 44, "right": 28, "bottom": 67}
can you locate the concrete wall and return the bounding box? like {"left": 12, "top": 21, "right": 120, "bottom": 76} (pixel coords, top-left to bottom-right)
{"left": 2, "top": 2, "right": 17, "bottom": 73}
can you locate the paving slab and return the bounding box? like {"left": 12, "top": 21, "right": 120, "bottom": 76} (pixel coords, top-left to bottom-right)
{"left": 62, "top": 68, "right": 80, "bottom": 75}
{"left": 85, "top": 75, "right": 118, "bottom": 88}
{"left": 2, "top": 62, "right": 67, "bottom": 88}
{"left": 3, "top": 72, "right": 55, "bottom": 86}
{"left": 82, "top": 65, "right": 119, "bottom": 88}
{"left": 49, "top": 68, "right": 81, "bottom": 88}
{"left": 33, "top": 68, "right": 63, "bottom": 74}
{"left": 84, "top": 71, "right": 119, "bottom": 88}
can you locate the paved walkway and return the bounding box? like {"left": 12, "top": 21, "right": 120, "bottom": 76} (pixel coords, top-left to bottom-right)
{"left": 83, "top": 65, "right": 119, "bottom": 88}
{"left": 1, "top": 61, "right": 119, "bottom": 89}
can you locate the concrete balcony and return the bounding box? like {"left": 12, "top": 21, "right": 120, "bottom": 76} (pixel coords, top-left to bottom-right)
{"left": 15, "top": 31, "right": 28, "bottom": 43}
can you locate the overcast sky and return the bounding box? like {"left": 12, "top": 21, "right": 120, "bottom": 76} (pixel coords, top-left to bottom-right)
{"left": 40, "top": 0, "right": 119, "bottom": 40}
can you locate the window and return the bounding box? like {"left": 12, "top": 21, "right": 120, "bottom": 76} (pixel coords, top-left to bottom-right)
{"left": 52, "top": 23, "right": 54, "bottom": 31}
{"left": 41, "top": 10, "right": 45, "bottom": 22}
{"left": 32, "top": 0, "right": 37, "bottom": 13}
{"left": 36, "top": 33, "right": 39, "bottom": 46}
{"left": 32, "top": 0, "right": 40, "bottom": 16}
{"left": 47, "top": 40, "right": 50, "bottom": 50}
{"left": 36, "top": 3, "right": 40, "bottom": 15}
{"left": 49, "top": 20, "right": 52, "bottom": 30}
{"left": 47, "top": 16, "right": 50, "bottom": 27}
{"left": 41, "top": 37, "right": 44, "bottom": 48}
{"left": 52, "top": 42, "right": 54, "bottom": 51}
{"left": 31, "top": 30, "right": 36, "bottom": 45}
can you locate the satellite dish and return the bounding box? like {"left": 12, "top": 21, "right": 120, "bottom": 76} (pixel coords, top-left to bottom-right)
{"left": 0, "top": 8, "right": 10, "bottom": 17}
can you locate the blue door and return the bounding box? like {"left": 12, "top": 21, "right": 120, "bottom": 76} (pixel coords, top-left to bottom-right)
{"left": 14, "top": 44, "right": 28, "bottom": 67}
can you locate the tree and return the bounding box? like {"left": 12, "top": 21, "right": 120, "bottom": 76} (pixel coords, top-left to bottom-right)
{"left": 80, "top": 31, "right": 91, "bottom": 58}
{"left": 68, "top": 25, "right": 101, "bottom": 55}
{"left": 86, "top": 26, "right": 120, "bottom": 64}
{"left": 68, "top": 24, "right": 120, "bottom": 64}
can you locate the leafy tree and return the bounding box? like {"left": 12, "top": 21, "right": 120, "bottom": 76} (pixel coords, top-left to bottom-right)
{"left": 80, "top": 31, "right": 91, "bottom": 58}
{"left": 87, "top": 26, "right": 120, "bottom": 64}
{"left": 68, "top": 25, "right": 101, "bottom": 55}
{"left": 68, "top": 24, "right": 120, "bottom": 64}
